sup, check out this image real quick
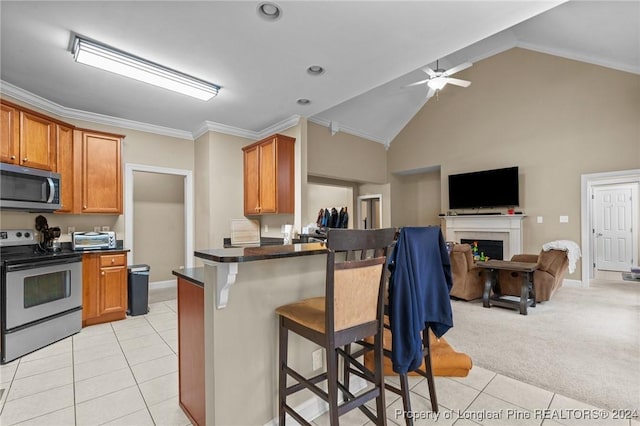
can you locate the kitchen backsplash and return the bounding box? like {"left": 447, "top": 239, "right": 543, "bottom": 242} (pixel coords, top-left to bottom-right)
{"left": 0, "top": 211, "right": 122, "bottom": 242}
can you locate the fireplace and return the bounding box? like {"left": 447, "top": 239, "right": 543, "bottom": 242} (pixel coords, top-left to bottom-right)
{"left": 443, "top": 215, "right": 525, "bottom": 260}
{"left": 461, "top": 239, "right": 504, "bottom": 260}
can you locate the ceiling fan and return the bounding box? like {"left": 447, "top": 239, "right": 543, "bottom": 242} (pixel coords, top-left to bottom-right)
{"left": 405, "top": 60, "right": 472, "bottom": 99}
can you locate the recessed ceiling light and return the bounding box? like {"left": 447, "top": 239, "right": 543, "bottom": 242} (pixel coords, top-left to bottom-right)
{"left": 307, "top": 65, "right": 325, "bottom": 76}
{"left": 257, "top": 2, "right": 282, "bottom": 21}
{"left": 296, "top": 99, "right": 311, "bottom": 105}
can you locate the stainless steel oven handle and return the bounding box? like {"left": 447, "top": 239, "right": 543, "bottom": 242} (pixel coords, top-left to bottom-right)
{"left": 5, "top": 256, "right": 82, "bottom": 272}
{"left": 46, "top": 178, "right": 55, "bottom": 203}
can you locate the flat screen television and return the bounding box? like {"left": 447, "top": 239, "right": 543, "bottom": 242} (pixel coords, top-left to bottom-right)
{"left": 448, "top": 166, "right": 519, "bottom": 209}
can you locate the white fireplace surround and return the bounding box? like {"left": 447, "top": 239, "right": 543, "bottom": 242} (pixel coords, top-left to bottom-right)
{"left": 443, "top": 215, "right": 525, "bottom": 260}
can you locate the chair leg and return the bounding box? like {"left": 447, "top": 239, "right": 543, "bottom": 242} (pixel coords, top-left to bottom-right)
{"left": 374, "top": 332, "right": 387, "bottom": 426}
{"left": 278, "top": 319, "right": 288, "bottom": 425}
{"left": 326, "top": 347, "right": 340, "bottom": 426}
{"left": 422, "top": 329, "right": 438, "bottom": 413}
{"left": 399, "top": 373, "right": 413, "bottom": 426}
{"left": 342, "top": 344, "right": 351, "bottom": 402}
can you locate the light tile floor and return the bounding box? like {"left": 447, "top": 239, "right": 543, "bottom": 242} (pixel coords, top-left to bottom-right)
{"left": 0, "top": 298, "right": 637, "bottom": 426}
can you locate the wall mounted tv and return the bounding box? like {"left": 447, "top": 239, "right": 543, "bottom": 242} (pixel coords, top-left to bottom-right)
{"left": 448, "top": 166, "right": 519, "bottom": 209}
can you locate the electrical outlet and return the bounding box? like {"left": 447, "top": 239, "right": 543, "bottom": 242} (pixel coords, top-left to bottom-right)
{"left": 67, "top": 226, "right": 75, "bottom": 234}
{"left": 264, "top": 224, "right": 269, "bottom": 233}
{"left": 537, "top": 216, "right": 543, "bottom": 224}
{"left": 93, "top": 226, "right": 101, "bottom": 232}
{"left": 312, "top": 349, "right": 323, "bottom": 370}
{"left": 560, "top": 215, "right": 569, "bottom": 223}
{"left": 102, "top": 226, "right": 110, "bottom": 231}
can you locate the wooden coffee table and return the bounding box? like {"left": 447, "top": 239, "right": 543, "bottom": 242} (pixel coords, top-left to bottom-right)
{"left": 476, "top": 260, "right": 538, "bottom": 315}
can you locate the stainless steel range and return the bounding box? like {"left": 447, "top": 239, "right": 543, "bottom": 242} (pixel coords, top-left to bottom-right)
{"left": 1, "top": 229, "right": 82, "bottom": 364}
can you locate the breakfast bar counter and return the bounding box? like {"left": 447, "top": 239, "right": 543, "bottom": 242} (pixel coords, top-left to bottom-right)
{"left": 193, "top": 242, "right": 329, "bottom": 425}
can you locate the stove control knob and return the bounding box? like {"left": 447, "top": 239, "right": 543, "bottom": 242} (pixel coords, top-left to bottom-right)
{"left": 24, "top": 232, "right": 31, "bottom": 238}
{"left": 0, "top": 232, "right": 7, "bottom": 240}
{"left": 16, "top": 232, "right": 22, "bottom": 237}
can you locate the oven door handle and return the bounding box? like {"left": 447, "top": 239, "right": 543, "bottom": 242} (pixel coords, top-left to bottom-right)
{"left": 6, "top": 256, "right": 82, "bottom": 272}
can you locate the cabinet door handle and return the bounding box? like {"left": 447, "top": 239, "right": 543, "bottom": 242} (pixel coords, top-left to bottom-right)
{"left": 83, "top": 205, "right": 87, "bottom": 210}
{"left": 22, "top": 157, "right": 28, "bottom": 162}
{"left": 111, "top": 258, "right": 115, "bottom": 263}
{"left": 10, "top": 155, "right": 15, "bottom": 160}
{"left": 101, "top": 271, "right": 105, "bottom": 276}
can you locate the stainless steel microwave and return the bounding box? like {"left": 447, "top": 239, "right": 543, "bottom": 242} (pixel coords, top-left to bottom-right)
{"left": 0, "top": 163, "right": 61, "bottom": 212}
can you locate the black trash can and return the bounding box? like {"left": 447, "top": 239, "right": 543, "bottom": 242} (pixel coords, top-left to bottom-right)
{"left": 127, "top": 264, "right": 150, "bottom": 316}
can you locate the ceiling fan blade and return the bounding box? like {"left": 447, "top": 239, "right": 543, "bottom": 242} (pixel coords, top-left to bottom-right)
{"left": 444, "top": 62, "right": 472, "bottom": 76}
{"left": 421, "top": 67, "right": 437, "bottom": 78}
{"left": 426, "top": 87, "right": 436, "bottom": 100}
{"left": 446, "top": 77, "right": 471, "bottom": 88}
{"left": 403, "top": 78, "right": 430, "bottom": 88}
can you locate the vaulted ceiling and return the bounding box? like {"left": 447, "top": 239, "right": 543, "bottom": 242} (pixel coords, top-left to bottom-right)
{"left": 1, "top": 1, "right": 638, "bottom": 145}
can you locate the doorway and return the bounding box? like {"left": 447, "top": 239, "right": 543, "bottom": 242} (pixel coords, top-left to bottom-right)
{"left": 592, "top": 184, "right": 637, "bottom": 273}
{"left": 581, "top": 169, "right": 640, "bottom": 285}
{"left": 124, "top": 164, "right": 194, "bottom": 280}
{"left": 357, "top": 194, "right": 382, "bottom": 229}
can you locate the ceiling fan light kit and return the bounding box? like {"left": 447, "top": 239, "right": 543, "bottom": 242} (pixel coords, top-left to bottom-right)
{"left": 407, "top": 60, "right": 472, "bottom": 97}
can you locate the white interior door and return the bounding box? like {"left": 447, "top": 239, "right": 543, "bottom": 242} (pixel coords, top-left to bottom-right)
{"left": 593, "top": 185, "right": 635, "bottom": 272}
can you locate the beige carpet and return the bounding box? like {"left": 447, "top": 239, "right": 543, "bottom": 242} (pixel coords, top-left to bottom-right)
{"left": 444, "top": 278, "right": 640, "bottom": 412}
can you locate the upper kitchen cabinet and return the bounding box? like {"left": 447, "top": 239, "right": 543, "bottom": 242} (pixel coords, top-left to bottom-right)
{"left": 242, "top": 134, "right": 295, "bottom": 215}
{"left": 74, "top": 130, "right": 123, "bottom": 214}
{"left": 0, "top": 100, "right": 56, "bottom": 171}
{"left": 56, "top": 124, "right": 74, "bottom": 213}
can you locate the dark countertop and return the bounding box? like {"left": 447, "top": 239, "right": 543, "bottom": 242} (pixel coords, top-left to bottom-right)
{"left": 172, "top": 267, "right": 204, "bottom": 287}
{"left": 195, "top": 242, "right": 327, "bottom": 264}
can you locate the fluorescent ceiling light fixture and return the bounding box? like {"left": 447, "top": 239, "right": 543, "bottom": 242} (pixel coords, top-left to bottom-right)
{"left": 71, "top": 36, "right": 220, "bottom": 101}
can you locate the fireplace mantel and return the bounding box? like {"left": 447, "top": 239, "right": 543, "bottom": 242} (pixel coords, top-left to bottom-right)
{"left": 443, "top": 215, "right": 526, "bottom": 259}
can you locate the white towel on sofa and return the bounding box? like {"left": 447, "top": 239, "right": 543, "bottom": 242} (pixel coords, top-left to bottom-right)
{"left": 542, "top": 240, "right": 581, "bottom": 274}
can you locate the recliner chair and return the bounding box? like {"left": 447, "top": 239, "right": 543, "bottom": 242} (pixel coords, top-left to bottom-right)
{"left": 497, "top": 249, "right": 569, "bottom": 302}
{"left": 449, "top": 244, "right": 485, "bottom": 300}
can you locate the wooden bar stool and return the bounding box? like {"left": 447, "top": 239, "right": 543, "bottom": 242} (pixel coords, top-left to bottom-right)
{"left": 276, "top": 228, "right": 396, "bottom": 426}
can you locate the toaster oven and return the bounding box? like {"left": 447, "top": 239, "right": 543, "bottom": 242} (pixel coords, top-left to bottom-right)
{"left": 71, "top": 231, "right": 116, "bottom": 250}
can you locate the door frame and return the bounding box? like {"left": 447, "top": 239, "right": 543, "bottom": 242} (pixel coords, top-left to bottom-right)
{"left": 357, "top": 194, "right": 383, "bottom": 229}
{"left": 581, "top": 169, "right": 640, "bottom": 286}
{"left": 124, "top": 163, "right": 194, "bottom": 269}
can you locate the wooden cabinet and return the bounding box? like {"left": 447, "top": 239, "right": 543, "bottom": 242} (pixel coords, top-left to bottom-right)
{"left": 0, "top": 102, "right": 19, "bottom": 164}
{"left": 242, "top": 133, "right": 295, "bottom": 215}
{"left": 0, "top": 100, "right": 56, "bottom": 171}
{"left": 82, "top": 251, "right": 128, "bottom": 327}
{"left": 177, "top": 276, "right": 205, "bottom": 426}
{"left": 56, "top": 124, "right": 74, "bottom": 213}
{"left": 74, "top": 130, "right": 123, "bottom": 214}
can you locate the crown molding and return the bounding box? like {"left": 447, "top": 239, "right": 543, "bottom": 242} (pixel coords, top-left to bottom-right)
{"left": 193, "top": 115, "right": 301, "bottom": 141}
{"left": 0, "top": 80, "right": 194, "bottom": 140}
{"left": 516, "top": 42, "right": 640, "bottom": 75}
{"left": 1, "top": 80, "right": 305, "bottom": 142}
{"left": 308, "top": 116, "right": 388, "bottom": 146}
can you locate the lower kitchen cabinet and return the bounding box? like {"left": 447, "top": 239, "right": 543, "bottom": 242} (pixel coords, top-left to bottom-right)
{"left": 177, "top": 275, "right": 205, "bottom": 426}
{"left": 82, "top": 251, "right": 128, "bottom": 327}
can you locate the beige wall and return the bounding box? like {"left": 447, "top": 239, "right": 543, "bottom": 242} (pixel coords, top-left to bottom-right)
{"left": 132, "top": 171, "right": 184, "bottom": 282}
{"left": 388, "top": 48, "right": 640, "bottom": 279}
{"left": 307, "top": 121, "right": 387, "bottom": 184}
{"left": 389, "top": 170, "right": 441, "bottom": 228}
{"left": 194, "top": 131, "right": 249, "bottom": 254}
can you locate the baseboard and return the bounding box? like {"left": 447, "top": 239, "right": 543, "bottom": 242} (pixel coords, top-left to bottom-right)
{"left": 263, "top": 376, "right": 366, "bottom": 426}
{"left": 149, "top": 279, "right": 177, "bottom": 289}
{"left": 563, "top": 278, "right": 582, "bottom": 287}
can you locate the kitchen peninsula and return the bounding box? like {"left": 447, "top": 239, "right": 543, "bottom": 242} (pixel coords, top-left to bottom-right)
{"left": 189, "top": 242, "right": 330, "bottom": 425}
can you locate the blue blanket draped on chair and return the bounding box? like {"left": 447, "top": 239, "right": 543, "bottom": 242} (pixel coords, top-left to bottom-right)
{"left": 387, "top": 226, "right": 454, "bottom": 374}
